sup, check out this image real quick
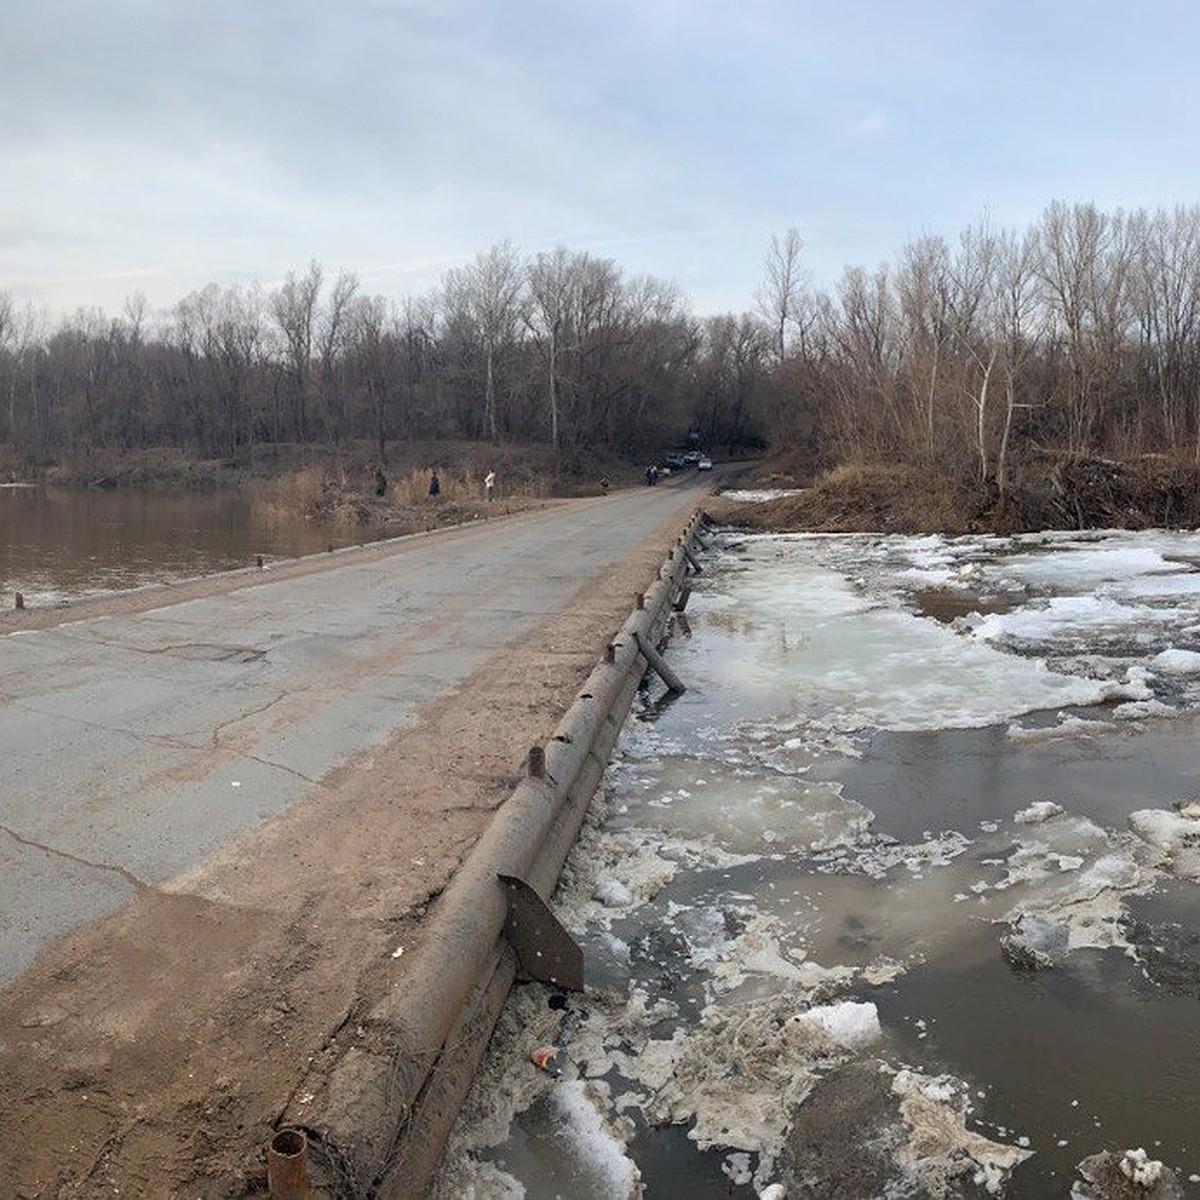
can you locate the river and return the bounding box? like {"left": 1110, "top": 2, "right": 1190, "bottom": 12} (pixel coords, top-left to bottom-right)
{"left": 435, "top": 524, "right": 1200, "bottom": 1199}
{"left": 0, "top": 484, "right": 386, "bottom": 607}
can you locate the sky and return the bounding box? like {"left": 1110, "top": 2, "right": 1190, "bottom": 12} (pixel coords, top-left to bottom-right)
{"left": 4, "top": 0, "right": 1200, "bottom": 324}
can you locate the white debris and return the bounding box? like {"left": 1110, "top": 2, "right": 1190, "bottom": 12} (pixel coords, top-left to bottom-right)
{"left": 1120, "top": 1147, "right": 1164, "bottom": 1187}
{"left": 594, "top": 878, "right": 635, "bottom": 908}
{"left": 1150, "top": 647, "right": 1200, "bottom": 674}
{"left": 722, "top": 1151, "right": 753, "bottom": 1184}
{"left": 550, "top": 1081, "right": 642, "bottom": 1199}
{"left": 1015, "top": 801, "right": 1064, "bottom": 824}
{"left": 1128, "top": 803, "right": 1200, "bottom": 881}
{"left": 787, "top": 1001, "right": 881, "bottom": 1049}
{"left": 890, "top": 1068, "right": 1034, "bottom": 1195}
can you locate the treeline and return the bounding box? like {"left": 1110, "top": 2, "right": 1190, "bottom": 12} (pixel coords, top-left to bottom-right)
{"left": 0, "top": 247, "right": 772, "bottom": 472}
{"left": 5, "top": 201, "right": 1200, "bottom": 485}
{"left": 770, "top": 202, "right": 1200, "bottom": 491}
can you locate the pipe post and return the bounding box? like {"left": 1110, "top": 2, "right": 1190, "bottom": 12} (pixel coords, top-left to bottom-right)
{"left": 527, "top": 745, "right": 545, "bottom": 779}
{"left": 633, "top": 629, "right": 686, "bottom": 695}
{"left": 267, "top": 1128, "right": 311, "bottom": 1199}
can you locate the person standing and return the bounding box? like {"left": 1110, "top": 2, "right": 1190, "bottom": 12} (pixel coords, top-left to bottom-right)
{"left": 484, "top": 469, "right": 496, "bottom": 501}
{"left": 429, "top": 469, "right": 440, "bottom": 498}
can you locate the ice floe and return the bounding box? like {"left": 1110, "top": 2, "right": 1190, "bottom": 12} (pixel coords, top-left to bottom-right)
{"left": 1128, "top": 802, "right": 1200, "bottom": 882}
{"left": 439, "top": 528, "right": 1200, "bottom": 1196}
{"left": 891, "top": 1067, "right": 1034, "bottom": 1195}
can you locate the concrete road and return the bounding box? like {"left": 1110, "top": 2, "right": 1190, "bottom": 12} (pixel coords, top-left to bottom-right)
{"left": 0, "top": 482, "right": 706, "bottom": 987}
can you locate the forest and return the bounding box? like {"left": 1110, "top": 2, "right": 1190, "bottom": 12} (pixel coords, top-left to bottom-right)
{"left": 4, "top": 200, "right": 1200, "bottom": 497}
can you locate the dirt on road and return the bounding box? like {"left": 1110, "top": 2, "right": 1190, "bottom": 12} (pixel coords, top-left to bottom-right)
{"left": 0, "top": 508, "right": 688, "bottom": 1198}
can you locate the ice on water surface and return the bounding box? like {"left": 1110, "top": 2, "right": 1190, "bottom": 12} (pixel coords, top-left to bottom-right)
{"left": 439, "top": 529, "right": 1200, "bottom": 1197}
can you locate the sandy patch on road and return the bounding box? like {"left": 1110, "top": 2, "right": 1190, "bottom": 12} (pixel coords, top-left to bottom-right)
{"left": 0, "top": 505, "right": 690, "bottom": 1199}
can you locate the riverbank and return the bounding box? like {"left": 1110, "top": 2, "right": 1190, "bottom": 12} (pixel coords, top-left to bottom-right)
{"left": 2, "top": 440, "right": 636, "bottom": 493}
{"left": 706, "top": 453, "right": 1200, "bottom": 535}
{"left": 0, "top": 441, "right": 653, "bottom": 540}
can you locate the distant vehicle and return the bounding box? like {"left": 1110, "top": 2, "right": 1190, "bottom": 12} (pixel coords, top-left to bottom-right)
{"left": 697, "top": 456, "right": 713, "bottom": 470}
{"left": 683, "top": 450, "right": 703, "bottom": 465}
{"left": 663, "top": 452, "right": 687, "bottom": 470}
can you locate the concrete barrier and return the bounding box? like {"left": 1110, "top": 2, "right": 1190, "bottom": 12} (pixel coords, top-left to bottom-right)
{"left": 282, "top": 510, "right": 705, "bottom": 1198}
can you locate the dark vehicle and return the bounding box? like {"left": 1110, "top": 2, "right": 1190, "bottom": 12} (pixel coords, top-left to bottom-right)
{"left": 663, "top": 452, "right": 687, "bottom": 470}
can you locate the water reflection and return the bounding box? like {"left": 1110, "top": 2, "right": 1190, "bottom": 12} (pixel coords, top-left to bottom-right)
{"left": 0, "top": 485, "right": 386, "bottom": 605}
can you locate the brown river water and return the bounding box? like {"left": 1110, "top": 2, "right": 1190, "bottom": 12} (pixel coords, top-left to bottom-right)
{"left": 0, "top": 484, "right": 386, "bottom": 607}
{"left": 435, "top": 527, "right": 1200, "bottom": 1200}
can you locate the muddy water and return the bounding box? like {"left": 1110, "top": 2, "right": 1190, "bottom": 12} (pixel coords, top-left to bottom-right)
{"left": 435, "top": 529, "right": 1200, "bottom": 1199}
{"left": 0, "top": 484, "right": 385, "bottom": 606}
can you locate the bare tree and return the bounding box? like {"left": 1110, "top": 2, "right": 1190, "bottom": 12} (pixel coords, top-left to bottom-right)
{"left": 346, "top": 294, "right": 397, "bottom": 462}
{"left": 695, "top": 313, "right": 771, "bottom": 450}
{"left": 950, "top": 222, "right": 1003, "bottom": 482}
{"left": 757, "top": 226, "right": 809, "bottom": 363}
{"left": 1034, "top": 202, "right": 1138, "bottom": 453}
{"left": 271, "top": 260, "right": 323, "bottom": 441}
{"left": 1134, "top": 206, "right": 1200, "bottom": 455}
{"left": 527, "top": 246, "right": 578, "bottom": 452}
{"left": 825, "top": 265, "right": 900, "bottom": 458}
{"left": 172, "top": 284, "right": 266, "bottom": 455}
{"left": 993, "top": 228, "right": 1044, "bottom": 494}
{"left": 0, "top": 289, "right": 14, "bottom": 442}
{"left": 316, "top": 270, "right": 360, "bottom": 443}
{"left": 444, "top": 242, "right": 525, "bottom": 442}
{"left": 895, "top": 235, "right": 955, "bottom": 459}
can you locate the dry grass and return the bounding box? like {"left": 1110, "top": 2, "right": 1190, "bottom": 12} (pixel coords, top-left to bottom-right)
{"left": 711, "top": 450, "right": 1200, "bottom": 536}
{"left": 254, "top": 465, "right": 335, "bottom": 521}
{"left": 716, "top": 460, "right": 966, "bottom": 535}
{"left": 246, "top": 456, "right": 559, "bottom": 535}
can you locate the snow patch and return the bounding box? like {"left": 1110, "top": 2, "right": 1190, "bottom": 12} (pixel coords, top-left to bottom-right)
{"left": 787, "top": 1000, "right": 881, "bottom": 1049}
{"left": 1128, "top": 803, "right": 1200, "bottom": 881}
{"left": 550, "top": 1081, "right": 641, "bottom": 1199}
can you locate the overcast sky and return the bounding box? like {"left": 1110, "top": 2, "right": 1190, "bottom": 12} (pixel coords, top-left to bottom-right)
{"left": 4, "top": 0, "right": 1200, "bottom": 322}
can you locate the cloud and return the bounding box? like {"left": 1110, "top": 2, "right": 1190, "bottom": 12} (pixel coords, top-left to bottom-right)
{"left": 850, "top": 108, "right": 893, "bottom": 141}
{"left": 5, "top": 1, "right": 1200, "bottom": 320}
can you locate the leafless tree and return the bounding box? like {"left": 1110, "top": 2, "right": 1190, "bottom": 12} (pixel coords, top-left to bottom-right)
{"left": 526, "top": 246, "right": 578, "bottom": 452}
{"left": 316, "top": 270, "right": 360, "bottom": 443}
{"left": 757, "top": 226, "right": 809, "bottom": 363}
{"left": 444, "top": 242, "right": 526, "bottom": 442}
{"left": 993, "top": 228, "right": 1044, "bottom": 494}
{"left": 896, "top": 235, "right": 955, "bottom": 459}
{"left": 271, "top": 260, "right": 323, "bottom": 441}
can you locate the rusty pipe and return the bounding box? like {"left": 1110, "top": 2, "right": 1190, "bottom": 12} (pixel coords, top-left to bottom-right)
{"left": 267, "top": 1127, "right": 311, "bottom": 1199}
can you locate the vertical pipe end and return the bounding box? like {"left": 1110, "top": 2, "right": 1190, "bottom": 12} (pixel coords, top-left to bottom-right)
{"left": 267, "top": 1127, "right": 310, "bottom": 1199}
{"left": 528, "top": 745, "right": 546, "bottom": 778}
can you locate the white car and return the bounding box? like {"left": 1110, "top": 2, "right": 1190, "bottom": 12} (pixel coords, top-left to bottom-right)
{"left": 697, "top": 456, "right": 713, "bottom": 470}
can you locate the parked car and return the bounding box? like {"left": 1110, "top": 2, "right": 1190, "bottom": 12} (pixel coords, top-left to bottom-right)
{"left": 683, "top": 450, "right": 703, "bottom": 465}
{"left": 697, "top": 455, "right": 713, "bottom": 470}
{"left": 663, "top": 452, "right": 687, "bottom": 470}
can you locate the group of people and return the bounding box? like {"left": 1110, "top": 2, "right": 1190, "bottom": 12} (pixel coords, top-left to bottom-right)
{"left": 643, "top": 464, "right": 661, "bottom": 486}
{"left": 427, "top": 469, "right": 497, "bottom": 500}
